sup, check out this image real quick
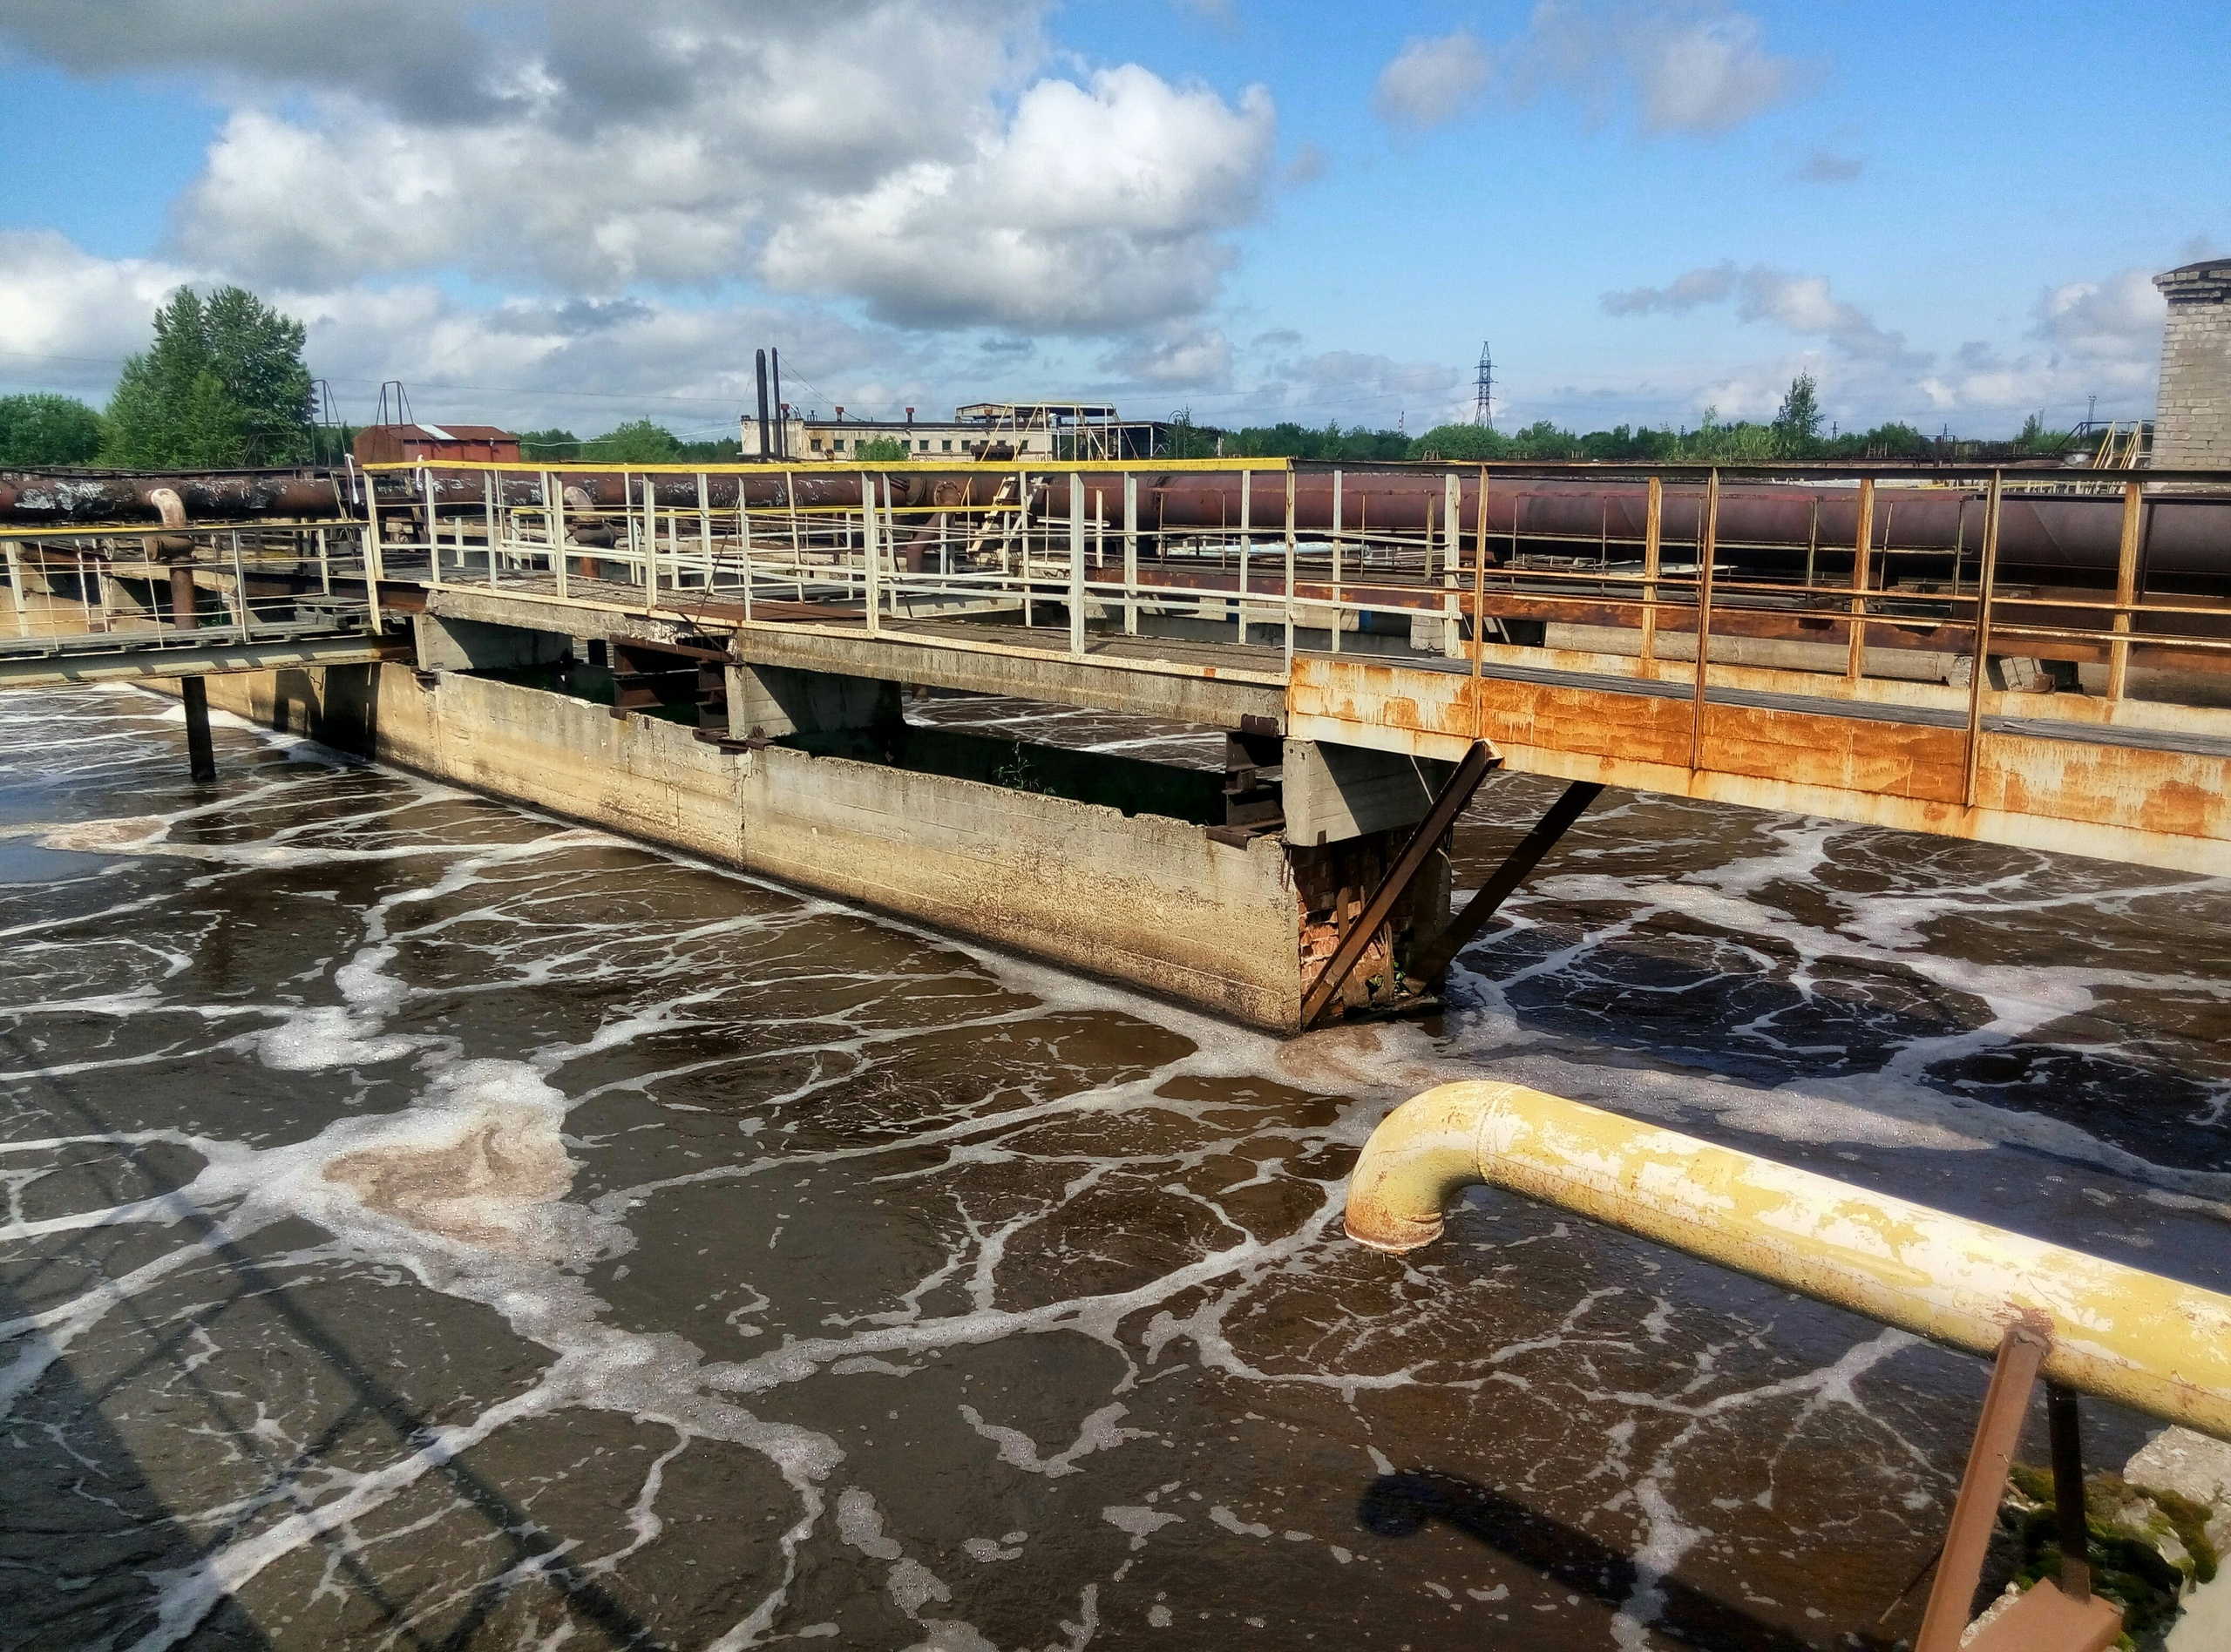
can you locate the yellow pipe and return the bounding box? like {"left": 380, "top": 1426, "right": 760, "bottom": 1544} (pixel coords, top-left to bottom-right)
{"left": 1345, "top": 1081, "right": 2231, "bottom": 1445}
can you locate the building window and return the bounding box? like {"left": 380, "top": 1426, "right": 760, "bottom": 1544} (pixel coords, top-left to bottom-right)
{"left": 943, "top": 439, "right": 953, "bottom": 450}
{"left": 810, "top": 437, "right": 824, "bottom": 452}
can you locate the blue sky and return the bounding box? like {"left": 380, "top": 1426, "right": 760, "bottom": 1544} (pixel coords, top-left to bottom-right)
{"left": 0, "top": 2, "right": 2220, "bottom": 439}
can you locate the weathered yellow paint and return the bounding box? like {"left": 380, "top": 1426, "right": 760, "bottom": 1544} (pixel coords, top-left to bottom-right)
{"left": 1345, "top": 1081, "right": 2231, "bottom": 1444}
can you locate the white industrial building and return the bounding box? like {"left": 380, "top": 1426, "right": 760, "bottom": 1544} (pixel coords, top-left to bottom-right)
{"left": 739, "top": 403, "right": 1180, "bottom": 462}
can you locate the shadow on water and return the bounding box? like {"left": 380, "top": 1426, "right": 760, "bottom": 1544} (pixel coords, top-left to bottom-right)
{"left": 1357, "top": 1470, "right": 1889, "bottom": 1652}
{"left": 1, "top": 1048, "right": 658, "bottom": 1652}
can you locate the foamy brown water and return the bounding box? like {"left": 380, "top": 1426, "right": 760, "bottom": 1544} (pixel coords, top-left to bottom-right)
{"left": 2, "top": 683, "right": 2226, "bottom": 1650}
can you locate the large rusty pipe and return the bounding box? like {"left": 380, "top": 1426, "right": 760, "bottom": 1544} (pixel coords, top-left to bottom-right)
{"left": 1344, "top": 1081, "right": 2231, "bottom": 1443}
{"left": 10, "top": 463, "right": 2231, "bottom": 587}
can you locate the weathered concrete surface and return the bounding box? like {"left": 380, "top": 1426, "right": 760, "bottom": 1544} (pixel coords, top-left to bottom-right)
{"left": 728, "top": 662, "right": 900, "bottom": 739}
{"left": 181, "top": 663, "right": 1305, "bottom": 1028}
{"left": 413, "top": 613, "right": 570, "bottom": 674}
{"left": 1281, "top": 739, "right": 1456, "bottom": 847}
{"left": 730, "top": 621, "right": 1285, "bottom": 733}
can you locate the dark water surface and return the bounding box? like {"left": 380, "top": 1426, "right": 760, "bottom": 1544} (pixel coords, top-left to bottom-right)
{"left": 3, "top": 686, "right": 2227, "bottom": 1651}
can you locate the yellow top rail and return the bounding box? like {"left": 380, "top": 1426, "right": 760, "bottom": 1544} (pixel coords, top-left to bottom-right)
{"left": 359, "top": 457, "right": 1295, "bottom": 476}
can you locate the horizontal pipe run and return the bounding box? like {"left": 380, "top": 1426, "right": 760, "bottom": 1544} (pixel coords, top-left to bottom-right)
{"left": 1344, "top": 1081, "right": 2231, "bottom": 1443}
{"left": 12, "top": 462, "right": 2231, "bottom": 589}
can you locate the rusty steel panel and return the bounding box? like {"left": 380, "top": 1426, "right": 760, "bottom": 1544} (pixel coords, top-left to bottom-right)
{"left": 1289, "top": 655, "right": 2231, "bottom": 871}
{"left": 1286, "top": 656, "right": 1481, "bottom": 761}
{"left": 1699, "top": 702, "right": 1970, "bottom": 805}
{"left": 1474, "top": 673, "right": 1693, "bottom": 769}
{"left": 1977, "top": 732, "right": 2231, "bottom": 842}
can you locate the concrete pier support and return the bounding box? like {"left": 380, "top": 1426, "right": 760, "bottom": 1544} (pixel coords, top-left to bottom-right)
{"left": 179, "top": 677, "right": 216, "bottom": 782}
{"left": 166, "top": 559, "right": 215, "bottom": 782}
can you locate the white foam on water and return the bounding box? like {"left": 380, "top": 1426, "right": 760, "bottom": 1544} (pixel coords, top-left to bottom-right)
{"left": 9, "top": 682, "right": 2229, "bottom": 1649}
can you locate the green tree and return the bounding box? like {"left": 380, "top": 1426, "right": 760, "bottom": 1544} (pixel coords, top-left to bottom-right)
{"left": 580, "top": 419, "right": 683, "bottom": 464}
{"left": 1771, "top": 372, "right": 1825, "bottom": 457}
{"left": 0, "top": 393, "right": 105, "bottom": 464}
{"left": 102, "top": 287, "right": 313, "bottom": 467}
{"left": 1408, "top": 423, "right": 1510, "bottom": 461}
{"left": 851, "top": 435, "right": 911, "bottom": 462}
{"left": 519, "top": 428, "right": 580, "bottom": 461}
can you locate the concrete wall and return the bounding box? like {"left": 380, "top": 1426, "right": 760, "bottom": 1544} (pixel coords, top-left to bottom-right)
{"left": 188, "top": 663, "right": 1305, "bottom": 1029}
{"left": 2154, "top": 262, "right": 2231, "bottom": 470}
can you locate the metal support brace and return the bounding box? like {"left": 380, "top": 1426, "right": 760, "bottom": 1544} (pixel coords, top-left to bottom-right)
{"left": 1407, "top": 780, "right": 1604, "bottom": 985}
{"left": 1916, "top": 1324, "right": 2050, "bottom": 1652}
{"left": 1299, "top": 740, "right": 1499, "bottom": 1029}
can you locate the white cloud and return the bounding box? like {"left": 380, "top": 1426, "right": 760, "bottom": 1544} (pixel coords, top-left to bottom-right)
{"left": 1099, "top": 325, "right": 1234, "bottom": 389}
{"left": 1390, "top": 2, "right": 1804, "bottom": 137}
{"left": 1600, "top": 261, "right": 1739, "bottom": 315}
{"left": 1373, "top": 30, "right": 1493, "bottom": 128}
{"left": 1604, "top": 261, "right": 1917, "bottom": 367}
{"left": 5, "top": 2, "right": 1275, "bottom": 339}
{"left": 0, "top": 232, "right": 194, "bottom": 397}
{"left": 762, "top": 68, "right": 1275, "bottom": 332}
{"left": 2033, "top": 269, "right": 2166, "bottom": 363}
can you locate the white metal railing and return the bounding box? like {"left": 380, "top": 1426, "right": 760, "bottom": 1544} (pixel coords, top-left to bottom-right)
{"left": 1, "top": 523, "right": 378, "bottom": 657}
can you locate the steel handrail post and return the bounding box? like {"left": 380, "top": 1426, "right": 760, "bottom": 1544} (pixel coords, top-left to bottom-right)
{"left": 1123, "top": 473, "right": 1139, "bottom": 635}
{"left": 1847, "top": 476, "right": 1875, "bottom": 681}
{"left": 1687, "top": 470, "right": 1719, "bottom": 769}
{"left": 362, "top": 482, "right": 386, "bottom": 633}
{"left": 1330, "top": 469, "right": 1342, "bottom": 654}
{"left": 1960, "top": 471, "right": 2004, "bottom": 809}
{"left": 1638, "top": 475, "right": 1662, "bottom": 667}
{"left": 422, "top": 466, "right": 443, "bottom": 589}
{"left": 1068, "top": 471, "right": 1086, "bottom": 656}
{"left": 2106, "top": 477, "right": 2143, "bottom": 702}
{"left": 861, "top": 471, "right": 880, "bottom": 634}
{"left": 1238, "top": 468, "right": 1251, "bottom": 644}
{"left": 1284, "top": 471, "right": 1296, "bottom": 666}
{"left": 1472, "top": 466, "right": 1489, "bottom": 742}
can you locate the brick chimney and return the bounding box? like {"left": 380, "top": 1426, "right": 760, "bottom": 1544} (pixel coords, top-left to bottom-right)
{"left": 2153, "top": 261, "right": 2231, "bottom": 470}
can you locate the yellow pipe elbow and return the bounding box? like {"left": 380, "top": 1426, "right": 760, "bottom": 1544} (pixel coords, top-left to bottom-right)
{"left": 1344, "top": 1080, "right": 2231, "bottom": 1445}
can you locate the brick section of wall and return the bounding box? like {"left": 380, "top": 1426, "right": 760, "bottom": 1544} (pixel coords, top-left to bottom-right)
{"left": 2153, "top": 263, "right": 2231, "bottom": 470}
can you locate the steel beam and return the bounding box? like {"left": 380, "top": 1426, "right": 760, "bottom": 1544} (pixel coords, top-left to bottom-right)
{"left": 1407, "top": 779, "right": 1602, "bottom": 984}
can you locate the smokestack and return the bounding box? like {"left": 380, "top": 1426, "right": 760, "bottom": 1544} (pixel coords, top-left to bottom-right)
{"left": 905, "top": 406, "right": 914, "bottom": 424}
{"left": 770, "top": 349, "right": 784, "bottom": 458}
{"left": 2154, "top": 261, "right": 2231, "bottom": 470}
{"left": 755, "top": 349, "right": 771, "bottom": 458}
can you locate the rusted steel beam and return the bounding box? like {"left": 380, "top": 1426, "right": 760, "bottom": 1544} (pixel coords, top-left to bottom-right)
{"left": 1299, "top": 739, "right": 1497, "bottom": 1027}
{"left": 1916, "top": 1325, "right": 2049, "bottom": 1652}
{"left": 1407, "top": 780, "right": 1602, "bottom": 985}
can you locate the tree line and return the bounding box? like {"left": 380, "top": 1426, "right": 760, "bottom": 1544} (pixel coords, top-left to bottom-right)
{"left": 0, "top": 287, "right": 323, "bottom": 469}
{"left": 0, "top": 295, "right": 2092, "bottom": 474}
{"left": 1178, "top": 376, "right": 2085, "bottom": 466}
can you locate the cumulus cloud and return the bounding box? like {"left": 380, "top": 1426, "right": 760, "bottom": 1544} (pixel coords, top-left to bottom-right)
{"left": 1600, "top": 261, "right": 1738, "bottom": 315}
{"left": 1604, "top": 261, "right": 1917, "bottom": 367}
{"left": 1373, "top": 30, "right": 1493, "bottom": 128}
{"left": 0, "top": 231, "right": 196, "bottom": 397}
{"left": 2033, "top": 268, "right": 2167, "bottom": 363}
{"left": 1238, "top": 346, "right": 1466, "bottom": 426}
{"left": 3, "top": 2, "right": 1275, "bottom": 338}
{"left": 1380, "top": 3, "right": 1803, "bottom": 136}
{"left": 1098, "top": 324, "right": 1233, "bottom": 389}
{"left": 762, "top": 68, "right": 1275, "bottom": 332}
